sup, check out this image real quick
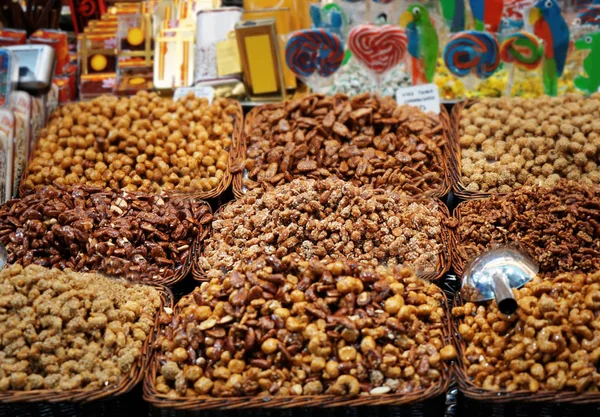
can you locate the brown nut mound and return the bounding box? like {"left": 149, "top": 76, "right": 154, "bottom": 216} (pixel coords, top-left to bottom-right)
{"left": 200, "top": 177, "right": 447, "bottom": 280}
{"left": 155, "top": 254, "right": 453, "bottom": 398}
{"left": 0, "top": 185, "right": 211, "bottom": 282}
{"left": 458, "top": 95, "right": 600, "bottom": 193}
{"left": 0, "top": 264, "right": 161, "bottom": 392}
{"left": 456, "top": 180, "right": 600, "bottom": 276}
{"left": 22, "top": 91, "right": 237, "bottom": 194}
{"left": 453, "top": 270, "right": 600, "bottom": 393}
{"left": 235, "top": 93, "right": 446, "bottom": 196}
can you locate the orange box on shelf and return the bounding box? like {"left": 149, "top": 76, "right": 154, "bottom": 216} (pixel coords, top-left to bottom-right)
{"left": 0, "top": 29, "right": 26, "bottom": 46}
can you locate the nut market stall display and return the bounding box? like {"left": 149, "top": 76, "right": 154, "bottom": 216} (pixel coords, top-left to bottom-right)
{"left": 448, "top": 95, "right": 600, "bottom": 199}
{"left": 232, "top": 93, "right": 451, "bottom": 199}
{"left": 20, "top": 91, "right": 242, "bottom": 200}
{"left": 145, "top": 254, "right": 456, "bottom": 410}
{"left": 0, "top": 263, "right": 173, "bottom": 415}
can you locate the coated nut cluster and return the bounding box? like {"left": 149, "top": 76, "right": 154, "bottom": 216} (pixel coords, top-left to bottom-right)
{"left": 0, "top": 264, "right": 161, "bottom": 392}
{"left": 235, "top": 93, "right": 446, "bottom": 196}
{"left": 0, "top": 185, "right": 211, "bottom": 282}
{"left": 200, "top": 177, "right": 446, "bottom": 279}
{"left": 155, "top": 254, "right": 455, "bottom": 398}
{"left": 453, "top": 270, "right": 600, "bottom": 392}
{"left": 22, "top": 91, "right": 237, "bottom": 193}
{"left": 459, "top": 95, "right": 600, "bottom": 193}
{"left": 456, "top": 181, "right": 600, "bottom": 276}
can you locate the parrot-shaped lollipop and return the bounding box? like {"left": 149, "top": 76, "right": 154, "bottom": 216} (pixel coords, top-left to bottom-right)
{"left": 400, "top": 4, "right": 439, "bottom": 84}
{"left": 440, "top": 0, "right": 466, "bottom": 32}
{"left": 469, "top": 0, "right": 505, "bottom": 32}
{"left": 529, "top": 0, "right": 570, "bottom": 96}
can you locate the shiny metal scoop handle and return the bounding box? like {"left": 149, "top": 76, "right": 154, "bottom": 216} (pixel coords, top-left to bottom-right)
{"left": 492, "top": 271, "right": 518, "bottom": 315}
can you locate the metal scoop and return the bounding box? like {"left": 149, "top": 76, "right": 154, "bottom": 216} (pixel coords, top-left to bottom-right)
{"left": 460, "top": 247, "right": 539, "bottom": 315}
{"left": 0, "top": 242, "right": 6, "bottom": 271}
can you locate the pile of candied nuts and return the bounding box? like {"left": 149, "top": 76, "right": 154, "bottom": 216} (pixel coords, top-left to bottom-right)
{"left": 453, "top": 270, "right": 600, "bottom": 392}
{"left": 0, "top": 264, "right": 161, "bottom": 392}
{"left": 0, "top": 185, "right": 211, "bottom": 281}
{"left": 458, "top": 95, "right": 600, "bottom": 193}
{"left": 235, "top": 93, "right": 446, "bottom": 196}
{"left": 200, "top": 177, "right": 447, "bottom": 280}
{"left": 155, "top": 254, "right": 455, "bottom": 398}
{"left": 21, "top": 91, "right": 238, "bottom": 194}
{"left": 455, "top": 180, "right": 600, "bottom": 275}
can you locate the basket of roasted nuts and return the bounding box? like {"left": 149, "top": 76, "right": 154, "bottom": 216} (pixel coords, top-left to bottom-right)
{"left": 0, "top": 263, "right": 173, "bottom": 410}
{"left": 0, "top": 185, "right": 212, "bottom": 286}
{"left": 194, "top": 177, "right": 454, "bottom": 283}
{"left": 231, "top": 93, "right": 451, "bottom": 199}
{"left": 452, "top": 269, "right": 600, "bottom": 405}
{"left": 452, "top": 181, "right": 600, "bottom": 278}
{"left": 448, "top": 96, "right": 600, "bottom": 199}
{"left": 20, "top": 91, "right": 243, "bottom": 200}
{"left": 145, "top": 254, "right": 456, "bottom": 410}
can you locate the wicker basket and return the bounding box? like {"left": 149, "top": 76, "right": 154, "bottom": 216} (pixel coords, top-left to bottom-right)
{"left": 232, "top": 100, "right": 452, "bottom": 200}
{"left": 0, "top": 284, "right": 174, "bottom": 413}
{"left": 452, "top": 294, "right": 600, "bottom": 408}
{"left": 19, "top": 99, "right": 243, "bottom": 202}
{"left": 192, "top": 197, "right": 454, "bottom": 282}
{"left": 0, "top": 193, "right": 212, "bottom": 288}
{"left": 446, "top": 100, "right": 514, "bottom": 200}
{"left": 143, "top": 293, "right": 453, "bottom": 411}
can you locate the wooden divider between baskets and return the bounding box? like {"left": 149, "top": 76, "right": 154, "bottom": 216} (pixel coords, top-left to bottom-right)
{"left": 0, "top": 283, "right": 174, "bottom": 405}
{"left": 192, "top": 197, "right": 454, "bottom": 283}
{"left": 451, "top": 294, "right": 600, "bottom": 405}
{"left": 143, "top": 291, "right": 453, "bottom": 411}
{"left": 19, "top": 99, "right": 243, "bottom": 202}
{"left": 233, "top": 98, "right": 453, "bottom": 200}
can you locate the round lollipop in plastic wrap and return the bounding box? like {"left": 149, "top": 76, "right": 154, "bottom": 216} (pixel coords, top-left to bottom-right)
{"left": 285, "top": 29, "right": 345, "bottom": 92}
{"left": 500, "top": 31, "right": 544, "bottom": 95}
{"left": 443, "top": 30, "right": 501, "bottom": 97}
{"left": 348, "top": 23, "right": 408, "bottom": 94}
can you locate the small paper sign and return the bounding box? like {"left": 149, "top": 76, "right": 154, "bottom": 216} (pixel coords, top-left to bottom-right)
{"left": 173, "top": 86, "right": 215, "bottom": 102}
{"left": 395, "top": 84, "right": 440, "bottom": 114}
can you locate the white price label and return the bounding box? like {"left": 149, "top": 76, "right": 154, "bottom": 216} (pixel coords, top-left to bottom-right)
{"left": 395, "top": 84, "right": 440, "bottom": 114}
{"left": 174, "top": 86, "right": 215, "bottom": 103}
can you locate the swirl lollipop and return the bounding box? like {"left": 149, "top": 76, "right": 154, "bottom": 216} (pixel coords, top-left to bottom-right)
{"left": 443, "top": 31, "right": 500, "bottom": 79}
{"left": 501, "top": 32, "right": 543, "bottom": 96}
{"left": 348, "top": 24, "right": 407, "bottom": 75}
{"left": 285, "top": 29, "right": 345, "bottom": 84}
{"left": 500, "top": 32, "right": 543, "bottom": 70}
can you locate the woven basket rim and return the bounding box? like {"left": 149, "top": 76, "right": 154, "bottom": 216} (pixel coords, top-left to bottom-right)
{"left": 0, "top": 282, "right": 174, "bottom": 404}
{"left": 451, "top": 294, "right": 600, "bottom": 405}
{"left": 192, "top": 194, "right": 454, "bottom": 282}
{"left": 143, "top": 288, "right": 454, "bottom": 410}
{"left": 19, "top": 99, "right": 243, "bottom": 202}
{"left": 232, "top": 96, "right": 452, "bottom": 200}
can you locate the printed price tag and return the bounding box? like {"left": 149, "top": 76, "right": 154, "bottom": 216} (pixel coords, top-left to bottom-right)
{"left": 395, "top": 84, "right": 440, "bottom": 114}
{"left": 173, "top": 86, "right": 214, "bottom": 103}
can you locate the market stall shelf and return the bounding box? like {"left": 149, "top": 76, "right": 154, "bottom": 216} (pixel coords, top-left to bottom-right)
{"left": 232, "top": 94, "right": 451, "bottom": 200}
